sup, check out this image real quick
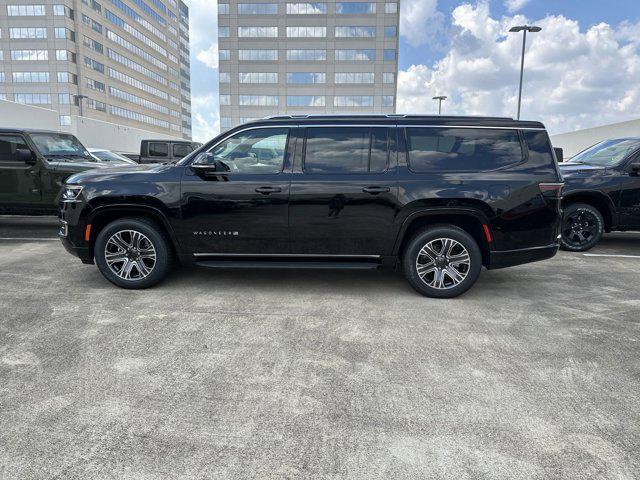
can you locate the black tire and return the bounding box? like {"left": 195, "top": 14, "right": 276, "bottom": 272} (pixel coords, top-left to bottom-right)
{"left": 560, "top": 203, "right": 604, "bottom": 252}
{"left": 402, "top": 225, "right": 483, "bottom": 299}
{"left": 94, "top": 218, "right": 173, "bottom": 289}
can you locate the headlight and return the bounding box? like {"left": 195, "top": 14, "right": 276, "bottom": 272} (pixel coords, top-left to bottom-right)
{"left": 62, "top": 185, "right": 84, "bottom": 202}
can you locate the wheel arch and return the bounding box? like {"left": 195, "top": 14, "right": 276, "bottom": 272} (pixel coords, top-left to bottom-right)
{"left": 562, "top": 191, "right": 616, "bottom": 232}
{"left": 86, "top": 204, "right": 180, "bottom": 258}
{"left": 393, "top": 208, "right": 492, "bottom": 267}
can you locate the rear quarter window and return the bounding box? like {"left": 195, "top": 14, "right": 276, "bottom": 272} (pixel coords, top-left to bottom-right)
{"left": 523, "top": 130, "right": 557, "bottom": 168}
{"left": 149, "top": 142, "right": 169, "bottom": 157}
{"left": 405, "top": 127, "right": 523, "bottom": 173}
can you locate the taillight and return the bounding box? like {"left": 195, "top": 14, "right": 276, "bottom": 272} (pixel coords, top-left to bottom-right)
{"left": 538, "top": 182, "right": 564, "bottom": 199}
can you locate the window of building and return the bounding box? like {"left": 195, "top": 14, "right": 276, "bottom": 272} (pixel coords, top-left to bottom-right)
{"left": 405, "top": 128, "right": 524, "bottom": 173}
{"left": 219, "top": 49, "right": 230, "bottom": 61}
{"left": 334, "top": 72, "right": 374, "bottom": 84}
{"left": 219, "top": 72, "right": 230, "bottom": 83}
{"left": 287, "top": 95, "right": 325, "bottom": 107}
{"left": 286, "top": 3, "right": 326, "bottom": 14}
{"left": 221, "top": 117, "right": 232, "bottom": 129}
{"left": 303, "top": 127, "right": 388, "bottom": 174}
{"left": 15, "top": 93, "right": 51, "bottom": 104}
{"left": 383, "top": 72, "right": 395, "bottom": 84}
{"left": 58, "top": 93, "right": 71, "bottom": 104}
{"left": 218, "top": 26, "right": 229, "bottom": 37}
{"left": 59, "top": 115, "right": 71, "bottom": 126}
{"left": 55, "top": 27, "right": 75, "bottom": 40}
{"left": 286, "top": 49, "right": 326, "bottom": 61}
{"left": 238, "top": 3, "right": 277, "bottom": 14}
{"left": 286, "top": 26, "right": 326, "bottom": 37}
{"left": 335, "top": 49, "right": 375, "bottom": 61}
{"left": 10, "top": 27, "right": 47, "bottom": 39}
{"left": 333, "top": 95, "right": 373, "bottom": 107}
{"left": 382, "top": 95, "right": 394, "bottom": 107}
{"left": 239, "top": 49, "right": 278, "bottom": 61}
{"left": 7, "top": 5, "right": 45, "bottom": 16}
{"left": 81, "top": 0, "right": 102, "bottom": 13}
{"left": 384, "top": 26, "right": 397, "bottom": 37}
{"left": 335, "top": 26, "right": 375, "bottom": 38}
{"left": 218, "top": 3, "right": 229, "bottom": 14}
{"left": 195, "top": 128, "right": 288, "bottom": 174}
{"left": 286, "top": 72, "right": 325, "bottom": 84}
{"left": 239, "top": 95, "right": 278, "bottom": 106}
{"left": 220, "top": 94, "right": 230, "bottom": 106}
{"left": 87, "top": 78, "right": 106, "bottom": 92}
{"left": 13, "top": 72, "right": 50, "bottom": 82}
{"left": 83, "top": 35, "right": 104, "bottom": 54}
{"left": 57, "top": 72, "right": 69, "bottom": 82}
{"left": 11, "top": 50, "right": 49, "bottom": 61}
{"left": 383, "top": 49, "right": 396, "bottom": 61}
{"left": 84, "top": 56, "right": 104, "bottom": 73}
{"left": 239, "top": 72, "right": 278, "bottom": 83}
{"left": 385, "top": 2, "right": 397, "bottom": 13}
{"left": 238, "top": 26, "right": 278, "bottom": 37}
{"left": 335, "top": 2, "right": 375, "bottom": 14}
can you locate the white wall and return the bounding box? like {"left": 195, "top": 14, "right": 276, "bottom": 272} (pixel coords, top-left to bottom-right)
{"left": 551, "top": 118, "right": 640, "bottom": 158}
{"left": 0, "top": 99, "right": 184, "bottom": 154}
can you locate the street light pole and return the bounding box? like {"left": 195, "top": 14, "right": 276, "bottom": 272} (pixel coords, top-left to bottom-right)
{"left": 75, "top": 94, "right": 88, "bottom": 117}
{"left": 509, "top": 25, "right": 541, "bottom": 120}
{"left": 432, "top": 95, "right": 447, "bottom": 115}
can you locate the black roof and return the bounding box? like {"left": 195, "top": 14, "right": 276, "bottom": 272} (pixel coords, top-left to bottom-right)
{"left": 239, "top": 114, "right": 545, "bottom": 130}
{"left": 0, "top": 128, "right": 67, "bottom": 135}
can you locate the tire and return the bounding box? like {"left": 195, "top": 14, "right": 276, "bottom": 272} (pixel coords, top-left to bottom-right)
{"left": 94, "top": 218, "right": 173, "bottom": 289}
{"left": 402, "top": 225, "right": 483, "bottom": 299}
{"left": 560, "top": 203, "right": 604, "bottom": 252}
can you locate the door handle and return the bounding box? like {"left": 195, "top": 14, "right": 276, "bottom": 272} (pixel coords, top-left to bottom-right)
{"left": 362, "top": 186, "right": 391, "bottom": 194}
{"left": 255, "top": 186, "right": 282, "bottom": 195}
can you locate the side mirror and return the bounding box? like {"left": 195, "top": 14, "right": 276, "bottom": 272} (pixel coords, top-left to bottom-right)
{"left": 16, "top": 148, "right": 36, "bottom": 165}
{"left": 191, "top": 153, "right": 232, "bottom": 174}
{"left": 553, "top": 147, "right": 564, "bottom": 163}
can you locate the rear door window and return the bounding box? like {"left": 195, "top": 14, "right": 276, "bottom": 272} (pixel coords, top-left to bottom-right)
{"left": 149, "top": 142, "right": 169, "bottom": 157}
{"left": 405, "top": 127, "right": 523, "bottom": 172}
{"left": 303, "top": 127, "right": 388, "bottom": 174}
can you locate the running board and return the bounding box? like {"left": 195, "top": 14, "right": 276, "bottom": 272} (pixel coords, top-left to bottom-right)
{"left": 194, "top": 260, "right": 381, "bottom": 270}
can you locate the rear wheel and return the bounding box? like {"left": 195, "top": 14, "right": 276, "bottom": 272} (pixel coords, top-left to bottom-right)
{"left": 560, "top": 203, "right": 604, "bottom": 252}
{"left": 94, "top": 218, "right": 172, "bottom": 289}
{"left": 402, "top": 225, "right": 483, "bottom": 298}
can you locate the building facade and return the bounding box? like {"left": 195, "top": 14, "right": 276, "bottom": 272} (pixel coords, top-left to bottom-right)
{"left": 217, "top": 0, "right": 400, "bottom": 131}
{"left": 0, "top": 0, "right": 192, "bottom": 140}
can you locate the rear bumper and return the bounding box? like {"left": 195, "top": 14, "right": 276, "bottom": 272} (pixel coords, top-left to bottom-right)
{"left": 488, "top": 243, "right": 559, "bottom": 270}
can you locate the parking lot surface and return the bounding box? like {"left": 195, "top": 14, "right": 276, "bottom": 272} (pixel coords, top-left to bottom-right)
{"left": 1, "top": 216, "right": 639, "bottom": 479}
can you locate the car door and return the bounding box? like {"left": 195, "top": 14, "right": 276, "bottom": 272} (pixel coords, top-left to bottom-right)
{"left": 617, "top": 153, "right": 640, "bottom": 228}
{"left": 0, "top": 133, "right": 42, "bottom": 210}
{"left": 178, "top": 126, "right": 294, "bottom": 255}
{"left": 288, "top": 125, "right": 399, "bottom": 255}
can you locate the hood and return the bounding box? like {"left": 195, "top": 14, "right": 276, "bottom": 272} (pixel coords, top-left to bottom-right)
{"left": 559, "top": 163, "right": 606, "bottom": 176}
{"left": 65, "top": 162, "right": 172, "bottom": 185}
{"left": 47, "top": 157, "right": 112, "bottom": 173}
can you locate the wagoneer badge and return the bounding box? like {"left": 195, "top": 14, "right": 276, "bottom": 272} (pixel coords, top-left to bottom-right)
{"left": 193, "top": 231, "right": 239, "bottom": 236}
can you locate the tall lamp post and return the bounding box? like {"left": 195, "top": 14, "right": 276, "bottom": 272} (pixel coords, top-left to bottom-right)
{"left": 432, "top": 95, "right": 447, "bottom": 115}
{"left": 509, "top": 25, "right": 541, "bottom": 120}
{"left": 75, "top": 94, "right": 88, "bottom": 117}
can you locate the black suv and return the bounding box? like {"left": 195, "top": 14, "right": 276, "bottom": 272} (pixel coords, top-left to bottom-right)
{"left": 559, "top": 138, "right": 640, "bottom": 251}
{"left": 59, "top": 115, "right": 563, "bottom": 298}
{"left": 0, "top": 129, "right": 108, "bottom": 215}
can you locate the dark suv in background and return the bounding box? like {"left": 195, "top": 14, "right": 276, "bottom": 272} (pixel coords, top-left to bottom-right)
{"left": 59, "top": 115, "right": 563, "bottom": 298}
{"left": 560, "top": 138, "right": 640, "bottom": 251}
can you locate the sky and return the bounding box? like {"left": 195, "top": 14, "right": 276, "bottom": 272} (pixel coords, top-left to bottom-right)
{"left": 187, "top": 0, "right": 640, "bottom": 142}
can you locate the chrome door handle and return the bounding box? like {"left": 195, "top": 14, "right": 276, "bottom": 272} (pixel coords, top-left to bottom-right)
{"left": 362, "top": 186, "right": 391, "bottom": 194}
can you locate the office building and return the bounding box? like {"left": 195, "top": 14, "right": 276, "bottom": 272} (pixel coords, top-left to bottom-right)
{"left": 217, "top": 0, "right": 400, "bottom": 130}
{"left": 0, "top": 0, "right": 192, "bottom": 139}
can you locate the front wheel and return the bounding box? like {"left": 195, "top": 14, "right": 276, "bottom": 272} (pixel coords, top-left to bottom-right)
{"left": 402, "top": 225, "right": 483, "bottom": 298}
{"left": 94, "top": 218, "right": 172, "bottom": 289}
{"left": 560, "top": 203, "right": 604, "bottom": 252}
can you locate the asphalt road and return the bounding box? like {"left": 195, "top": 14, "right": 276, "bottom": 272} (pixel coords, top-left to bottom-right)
{"left": 1, "top": 216, "right": 639, "bottom": 479}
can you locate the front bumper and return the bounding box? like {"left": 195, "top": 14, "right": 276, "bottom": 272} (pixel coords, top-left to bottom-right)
{"left": 488, "top": 243, "right": 559, "bottom": 270}
{"left": 58, "top": 204, "right": 94, "bottom": 264}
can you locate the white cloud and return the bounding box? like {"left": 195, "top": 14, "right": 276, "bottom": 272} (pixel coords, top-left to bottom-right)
{"left": 504, "top": 0, "right": 531, "bottom": 13}
{"left": 191, "top": 94, "right": 220, "bottom": 142}
{"left": 400, "top": 0, "right": 445, "bottom": 48}
{"left": 397, "top": 2, "right": 640, "bottom": 134}
{"left": 196, "top": 43, "right": 218, "bottom": 69}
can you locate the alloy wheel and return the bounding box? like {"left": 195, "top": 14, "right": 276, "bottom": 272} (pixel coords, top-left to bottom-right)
{"left": 415, "top": 238, "right": 471, "bottom": 289}
{"left": 104, "top": 229, "right": 157, "bottom": 280}
{"left": 563, "top": 210, "right": 599, "bottom": 248}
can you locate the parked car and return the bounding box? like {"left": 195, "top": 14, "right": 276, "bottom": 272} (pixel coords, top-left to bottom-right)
{"left": 0, "top": 129, "right": 109, "bottom": 215}
{"left": 89, "top": 148, "right": 137, "bottom": 165}
{"left": 59, "top": 115, "right": 563, "bottom": 298}
{"left": 138, "top": 139, "right": 202, "bottom": 164}
{"left": 559, "top": 137, "right": 640, "bottom": 251}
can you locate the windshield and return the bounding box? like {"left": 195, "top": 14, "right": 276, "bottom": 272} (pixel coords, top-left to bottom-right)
{"left": 569, "top": 139, "right": 640, "bottom": 167}
{"left": 92, "top": 150, "right": 132, "bottom": 163}
{"left": 30, "top": 133, "right": 92, "bottom": 160}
